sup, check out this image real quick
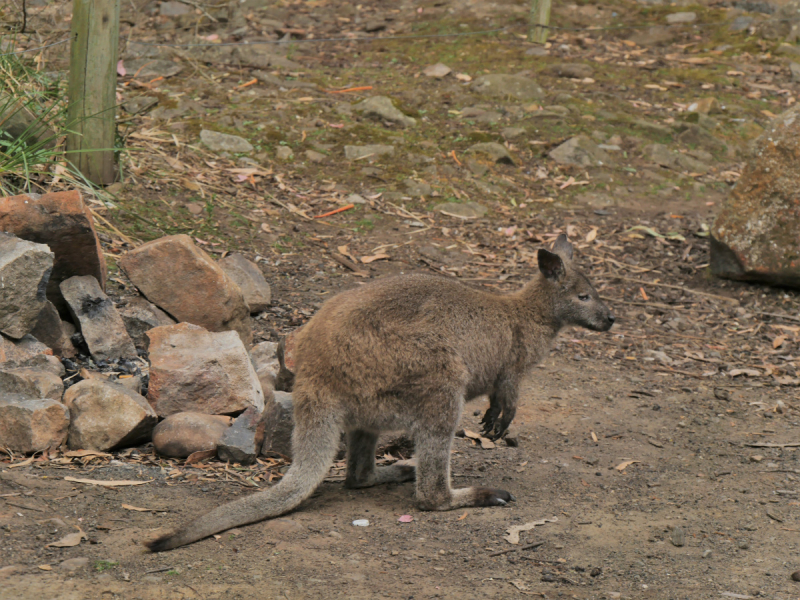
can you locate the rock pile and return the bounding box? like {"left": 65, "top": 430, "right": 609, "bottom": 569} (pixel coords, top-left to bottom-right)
{"left": 0, "top": 190, "right": 296, "bottom": 461}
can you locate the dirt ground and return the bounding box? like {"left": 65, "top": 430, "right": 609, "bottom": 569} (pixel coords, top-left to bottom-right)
{"left": 2, "top": 0, "right": 800, "bottom": 598}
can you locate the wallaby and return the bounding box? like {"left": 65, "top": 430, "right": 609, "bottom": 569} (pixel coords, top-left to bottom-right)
{"left": 145, "top": 234, "right": 614, "bottom": 552}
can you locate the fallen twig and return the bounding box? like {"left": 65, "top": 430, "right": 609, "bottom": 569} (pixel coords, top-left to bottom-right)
{"left": 489, "top": 541, "right": 544, "bottom": 557}
{"left": 314, "top": 203, "right": 354, "bottom": 219}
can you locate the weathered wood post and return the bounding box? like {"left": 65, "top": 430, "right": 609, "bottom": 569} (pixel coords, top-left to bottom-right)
{"left": 530, "top": 0, "right": 552, "bottom": 44}
{"left": 66, "top": 0, "right": 120, "bottom": 185}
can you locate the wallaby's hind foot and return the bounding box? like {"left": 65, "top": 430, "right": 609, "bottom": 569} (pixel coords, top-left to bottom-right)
{"left": 344, "top": 429, "right": 416, "bottom": 488}
{"left": 418, "top": 486, "right": 516, "bottom": 511}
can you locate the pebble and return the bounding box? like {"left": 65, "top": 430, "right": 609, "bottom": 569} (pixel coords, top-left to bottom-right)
{"left": 352, "top": 519, "right": 369, "bottom": 527}
{"left": 737, "top": 539, "right": 750, "bottom": 550}
{"left": 792, "top": 570, "right": 800, "bottom": 582}
{"left": 702, "top": 549, "right": 712, "bottom": 559}
{"left": 671, "top": 526, "right": 685, "bottom": 547}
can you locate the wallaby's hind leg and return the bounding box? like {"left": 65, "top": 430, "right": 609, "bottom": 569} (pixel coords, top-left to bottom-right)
{"left": 414, "top": 426, "right": 515, "bottom": 510}
{"left": 345, "top": 429, "right": 415, "bottom": 489}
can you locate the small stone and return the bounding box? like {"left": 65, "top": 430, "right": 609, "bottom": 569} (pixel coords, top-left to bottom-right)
{"left": 60, "top": 276, "right": 137, "bottom": 362}
{"left": 423, "top": 63, "right": 451, "bottom": 78}
{"left": 792, "top": 570, "right": 800, "bottom": 582}
{"left": 59, "top": 557, "right": 90, "bottom": 572}
{"left": 666, "top": 12, "right": 696, "bottom": 24}
{"left": 671, "top": 526, "right": 685, "bottom": 547}
{"left": 504, "top": 433, "right": 519, "bottom": 447}
{"left": 467, "top": 142, "right": 514, "bottom": 165}
{"left": 790, "top": 62, "right": 800, "bottom": 83}
{"left": 261, "top": 390, "right": 293, "bottom": 457}
{"left": 0, "top": 565, "right": 23, "bottom": 579}
{"left": 546, "top": 63, "right": 593, "bottom": 79}
{"left": 0, "top": 367, "right": 63, "bottom": 400}
{"left": 63, "top": 379, "right": 157, "bottom": 451}
{"left": 305, "top": 150, "right": 327, "bottom": 163}
{"left": 355, "top": 96, "right": 416, "bottom": 127}
{"left": 502, "top": 127, "right": 526, "bottom": 140}
{"left": 737, "top": 539, "right": 750, "bottom": 550}
{"left": 186, "top": 202, "right": 203, "bottom": 215}
{"left": 200, "top": 130, "right": 253, "bottom": 154}
{"left": 729, "top": 15, "right": 753, "bottom": 32}
{"left": 118, "top": 296, "right": 176, "bottom": 351}
{"left": 30, "top": 301, "right": 76, "bottom": 358}
{"left": 152, "top": 412, "right": 232, "bottom": 458}
{"left": 590, "top": 567, "right": 602, "bottom": 577}
{"left": 702, "top": 549, "right": 712, "bottom": 559}
{"left": 218, "top": 253, "right": 271, "bottom": 314}
{"left": 687, "top": 98, "right": 721, "bottom": 115}
{"left": 123, "top": 59, "right": 183, "bottom": 80}
{"left": 525, "top": 47, "right": 548, "bottom": 57}
{"left": 147, "top": 323, "right": 264, "bottom": 417}
{"left": 750, "top": 455, "right": 764, "bottom": 463}
{"left": 345, "top": 145, "right": 395, "bottom": 163}
{"left": 122, "top": 96, "right": 158, "bottom": 115}
{"left": 433, "top": 202, "right": 488, "bottom": 219}
{"left": 159, "top": 1, "right": 190, "bottom": 16}
{"left": 345, "top": 193, "right": 367, "bottom": 205}
{"left": 404, "top": 180, "right": 432, "bottom": 196}
{"left": 471, "top": 74, "right": 543, "bottom": 101}
{"left": 0, "top": 396, "right": 69, "bottom": 453}
{"left": 118, "top": 234, "right": 252, "bottom": 346}
{"left": 464, "top": 159, "right": 488, "bottom": 177}
{"left": 0, "top": 191, "right": 106, "bottom": 315}
{"left": 276, "top": 146, "right": 294, "bottom": 160}
{"left": 0, "top": 233, "right": 53, "bottom": 339}
{"left": 217, "top": 405, "right": 269, "bottom": 464}
{"left": 549, "top": 136, "right": 610, "bottom": 167}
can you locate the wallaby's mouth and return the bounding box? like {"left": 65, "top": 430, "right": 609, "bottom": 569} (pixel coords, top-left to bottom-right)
{"left": 587, "top": 312, "right": 615, "bottom": 332}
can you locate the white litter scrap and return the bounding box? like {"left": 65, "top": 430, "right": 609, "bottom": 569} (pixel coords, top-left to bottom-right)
{"left": 504, "top": 516, "right": 558, "bottom": 544}
{"left": 352, "top": 519, "right": 369, "bottom": 527}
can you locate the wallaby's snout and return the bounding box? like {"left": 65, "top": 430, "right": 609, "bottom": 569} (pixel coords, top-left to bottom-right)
{"left": 537, "top": 234, "right": 615, "bottom": 333}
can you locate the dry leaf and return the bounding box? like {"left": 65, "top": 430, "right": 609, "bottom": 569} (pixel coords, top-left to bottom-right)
{"left": 462, "top": 429, "right": 495, "bottom": 449}
{"left": 591, "top": 431, "right": 598, "bottom": 442}
{"left": 455, "top": 73, "right": 472, "bottom": 82}
{"left": 65, "top": 450, "right": 112, "bottom": 459}
{"left": 122, "top": 504, "right": 156, "bottom": 512}
{"left": 504, "top": 517, "right": 558, "bottom": 544}
{"left": 773, "top": 335, "right": 787, "bottom": 349}
{"left": 38, "top": 565, "right": 52, "bottom": 571}
{"left": 360, "top": 253, "right": 389, "bottom": 264}
{"left": 585, "top": 228, "right": 598, "bottom": 243}
{"left": 46, "top": 527, "right": 87, "bottom": 548}
{"left": 65, "top": 477, "right": 151, "bottom": 487}
{"left": 338, "top": 245, "right": 357, "bottom": 263}
{"left": 615, "top": 460, "right": 640, "bottom": 471}
{"left": 510, "top": 580, "right": 531, "bottom": 591}
{"left": 8, "top": 456, "right": 35, "bottom": 469}
{"left": 185, "top": 449, "right": 217, "bottom": 465}
{"left": 729, "top": 368, "right": 761, "bottom": 377}
{"left": 457, "top": 511, "right": 469, "bottom": 520}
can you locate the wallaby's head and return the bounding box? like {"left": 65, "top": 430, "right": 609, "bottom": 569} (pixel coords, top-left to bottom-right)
{"left": 537, "top": 234, "right": 615, "bottom": 332}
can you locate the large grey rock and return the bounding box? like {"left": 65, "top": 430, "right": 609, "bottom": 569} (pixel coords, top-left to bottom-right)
{"left": 118, "top": 296, "right": 176, "bottom": 350}
{"left": 0, "top": 333, "right": 64, "bottom": 375}
{"left": 200, "top": 130, "right": 253, "bottom": 154}
{"left": 644, "top": 143, "right": 709, "bottom": 173}
{"left": 711, "top": 104, "right": 800, "bottom": 288}
{"left": 159, "top": 1, "right": 191, "bottom": 16}
{"left": 677, "top": 124, "right": 726, "bottom": 154}
{"left": 0, "top": 233, "right": 53, "bottom": 339}
{"left": 250, "top": 341, "right": 279, "bottom": 397}
{"left": 218, "top": 254, "right": 272, "bottom": 313}
{"left": 0, "top": 367, "right": 63, "bottom": 400}
{"left": 118, "top": 234, "right": 252, "bottom": 347}
{"left": 355, "top": 96, "right": 416, "bottom": 128}
{"left": 261, "top": 391, "right": 293, "bottom": 458}
{"left": 63, "top": 379, "right": 157, "bottom": 451}
{"left": 344, "top": 145, "right": 395, "bottom": 161}
{"left": 467, "top": 142, "right": 514, "bottom": 165}
{"left": 217, "top": 405, "right": 269, "bottom": 465}
{"left": 147, "top": 323, "right": 265, "bottom": 417}
{"left": 471, "top": 74, "right": 543, "bottom": 101}
{"left": 152, "top": 412, "right": 232, "bottom": 458}
{"left": 123, "top": 59, "right": 183, "bottom": 79}
{"left": 30, "top": 301, "right": 76, "bottom": 358}
{"left": 549, "top": 135, "right": 611, "bottom": 167}
{"left": 0, "top": 395, "right": 69, "bottom": 453}
{"left": 60, "top": 276, "right": 137, "bottom": 362}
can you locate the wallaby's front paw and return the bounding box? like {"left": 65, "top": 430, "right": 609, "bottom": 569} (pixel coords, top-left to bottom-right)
{"left": 480, "top": 406, "right": 502, "bottom": 439}
{"left": 474, "top": 487, "right": 516, "bottom": 507}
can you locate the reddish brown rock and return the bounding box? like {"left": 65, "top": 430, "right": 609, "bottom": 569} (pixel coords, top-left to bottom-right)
{"left": 0, "top": 191, "right": 106, "bottom": 314}
{"left": 118, "top": 235, "right": 252, "bottom": 346}
{"left": 711, "top": 105, "right": 800, "bottom": 288}
{"left": 63, "top": 379, "right": 157, "bottom": 451}
{"left": 146, "top": 323, "right": 265, "bottom": 417}
{"left": 218, "top": 253, "right": 272, "bottom": 313}
{"left": 152, "top": 412, "right": 232, "bottom": 458}
{"left": 30, "top": 301, "right": 77, "bottom": 358}
{"left": 60, "top": 276, "right": 137, "bottom": 361}
{"left": 0, "top": 233, "right": 53, "bottom": 339}
{"left": 0, "top": 367, "right": 63, "bottom": 400}
{"left": 0, "top": 396, "right": 69, "bottom": 453}
{"left": 217, "top": 405, "right": 270, "bottom": 464}
{"left": 0, "top": 333, "right": 64, "bottom": 375}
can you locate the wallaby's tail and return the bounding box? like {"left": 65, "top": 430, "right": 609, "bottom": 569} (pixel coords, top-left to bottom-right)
{"left": 144, "top": 413, "right": 340, "bottom": 552}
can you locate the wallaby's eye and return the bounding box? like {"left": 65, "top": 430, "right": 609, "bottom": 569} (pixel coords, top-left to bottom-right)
{"left": 578, "top": 294, "right": 590, "bottom": 301}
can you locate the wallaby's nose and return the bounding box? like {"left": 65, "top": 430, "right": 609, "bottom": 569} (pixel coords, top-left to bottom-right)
{"left": 608, "top": 314, "right": 616, "bottom": 325}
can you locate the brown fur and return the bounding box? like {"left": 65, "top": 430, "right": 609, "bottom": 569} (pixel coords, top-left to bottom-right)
{"left": 145, "top": 235, "right": 614, "bottom": 552}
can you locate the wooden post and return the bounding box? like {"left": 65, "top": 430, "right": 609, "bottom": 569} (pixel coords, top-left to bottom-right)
{"left": 67, "top": 0, "right": 120, "bottom": 185}
{"left": 530, "top": 0, "right": 552, "bottom": 44}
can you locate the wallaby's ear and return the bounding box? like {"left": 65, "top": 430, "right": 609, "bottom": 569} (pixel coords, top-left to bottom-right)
{"left": 537, "top": 248, "right": 565, "bottom": 281}
{"left": 552, "top": 233, "right": 574, "bottom": 260}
